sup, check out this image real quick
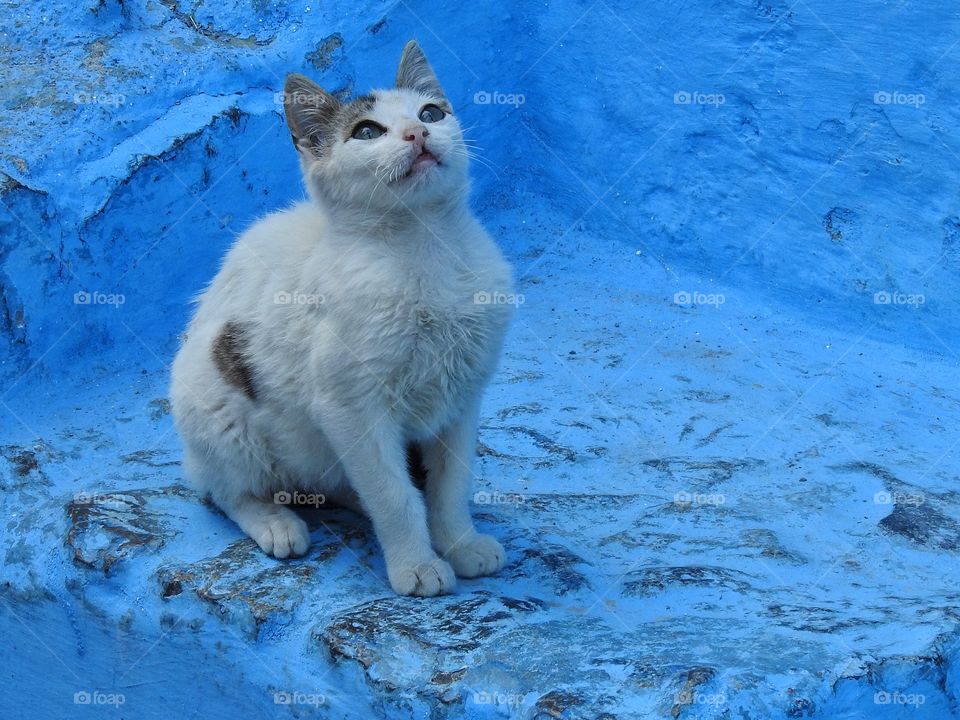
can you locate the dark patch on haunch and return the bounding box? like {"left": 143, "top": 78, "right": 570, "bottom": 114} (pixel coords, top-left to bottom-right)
{"left": 212, "top": 321, "right": 258, "bottom": 400}
{"left": 406, "top": 441, "right": 428, "bottom": 491}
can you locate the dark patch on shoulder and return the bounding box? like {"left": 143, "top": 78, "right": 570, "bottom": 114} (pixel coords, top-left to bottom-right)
{"left": 212, "top": 321, "right": 258, "bottom": 400}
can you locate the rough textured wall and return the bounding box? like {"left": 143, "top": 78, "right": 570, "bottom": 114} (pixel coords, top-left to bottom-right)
{"left": 2, "top": 1, "right": 959, "bottom": 719}
{"left": 4, "top": 2, "right": 958, "bottom": 383}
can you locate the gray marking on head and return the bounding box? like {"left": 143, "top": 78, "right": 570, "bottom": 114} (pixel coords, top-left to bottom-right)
{"left": 338, "top": 94, "right": 377, "bottom": 140}
{"left": 396, "top": 39, "right": 446, "bottom": 101}
{"left": 212, "top": 321, "right": 258, "bottom": 401}
{"left": 283, "top": 74, "right": 384, "bottom": 154}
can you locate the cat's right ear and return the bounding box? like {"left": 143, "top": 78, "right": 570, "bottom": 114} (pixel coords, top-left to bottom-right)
{"left": 283, "top": 73, "right": 341, "bottom": 155}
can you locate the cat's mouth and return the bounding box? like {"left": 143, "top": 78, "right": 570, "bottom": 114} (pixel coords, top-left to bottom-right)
{"left": 402, "top": 150, "right": 439, "bottom": 180}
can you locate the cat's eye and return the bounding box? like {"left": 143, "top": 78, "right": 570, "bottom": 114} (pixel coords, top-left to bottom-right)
{"left": 418, "top": 104, "right": 446, "bottom": 123}
{"left": 351, "top": 121, "right": 386, "bottom": 140}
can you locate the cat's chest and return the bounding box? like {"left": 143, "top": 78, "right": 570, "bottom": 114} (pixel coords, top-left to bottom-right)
{"left": 348, "top": 246, "right": 508, "bottom": 349}
{"left": 349, "top": 270, "right": 509, "bottom": 410}
{"left": 380, "top": 278, "right": 502, "bottom": 358}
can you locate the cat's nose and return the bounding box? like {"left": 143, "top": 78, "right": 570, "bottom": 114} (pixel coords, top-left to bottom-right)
{"left": 402, "top": 126, "right": 430, "bottom": 143}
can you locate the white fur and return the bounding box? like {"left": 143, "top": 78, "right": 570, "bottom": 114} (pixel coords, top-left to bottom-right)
{"left": 170, "top": 75, "right": 513, "bottom": 596}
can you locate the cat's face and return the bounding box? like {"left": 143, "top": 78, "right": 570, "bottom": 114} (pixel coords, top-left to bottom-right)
{"left": 284, "top": 41, "right": 468, "bottom": 211}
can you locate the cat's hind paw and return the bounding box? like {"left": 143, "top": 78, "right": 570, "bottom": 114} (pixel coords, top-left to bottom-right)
{"left": 387, "top": 557, "right": 456, "bottom": 596}
{"left": 444, "top": 534, "right": 505, "bottom": 578}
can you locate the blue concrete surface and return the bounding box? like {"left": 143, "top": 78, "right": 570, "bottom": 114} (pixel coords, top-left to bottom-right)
{"left": 2, "top": 1, "right": 959, "bottom": 718}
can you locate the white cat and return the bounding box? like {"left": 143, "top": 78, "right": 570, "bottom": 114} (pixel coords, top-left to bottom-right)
{"left": 170, "top": 41, "right": 514, "bottom": 597}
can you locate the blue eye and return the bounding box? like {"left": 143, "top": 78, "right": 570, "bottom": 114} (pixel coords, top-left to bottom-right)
{"left": 418, "top": 104, "right": 445, "bottom": 123}
{"left": 351, "top": 121, "right": 385, "bottom": 140}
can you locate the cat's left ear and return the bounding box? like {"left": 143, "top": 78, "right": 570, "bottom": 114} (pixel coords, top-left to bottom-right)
{"left": 283, "top": 73, "right": 341, "bottom": 155}
{"left": 396, "top": 40, "right": 446, "bottom": 100}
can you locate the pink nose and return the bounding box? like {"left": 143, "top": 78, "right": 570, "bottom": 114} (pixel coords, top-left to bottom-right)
{"left": 402, "top": 126, "right": 429, "bottom": 143}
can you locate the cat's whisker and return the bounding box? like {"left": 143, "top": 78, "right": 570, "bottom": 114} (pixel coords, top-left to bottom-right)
{"left": 448, "top": 147, "right": 501, "bottom": 179}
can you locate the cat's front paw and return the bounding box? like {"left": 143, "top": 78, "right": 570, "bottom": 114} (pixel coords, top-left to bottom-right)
{"left": 387, "top": 557, "right": 456, "bottom": 597}
{"left": 250, "top": 512, "right": 311, "bottom": 559}
{"left": 443, "top": 534, "right": 505, "bottom": 578}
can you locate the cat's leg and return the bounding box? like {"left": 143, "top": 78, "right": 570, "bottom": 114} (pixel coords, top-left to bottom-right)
{"left": 320, "top": 415, "right": 455, "bottom": 596}
{"left": 184, "top": 445, "right": 310, "bottom": 559}
{"left": 420, "top": 400, "right": 506, "bottom": 578}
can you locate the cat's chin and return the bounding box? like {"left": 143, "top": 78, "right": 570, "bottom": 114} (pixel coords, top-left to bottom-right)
{"left": 398, "top": 150, "right": 440, "bottom": 183}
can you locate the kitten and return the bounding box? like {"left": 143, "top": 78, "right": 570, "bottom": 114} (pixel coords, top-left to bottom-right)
{"left": 170, "top": 41, "right": 514, "bottom": 597}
